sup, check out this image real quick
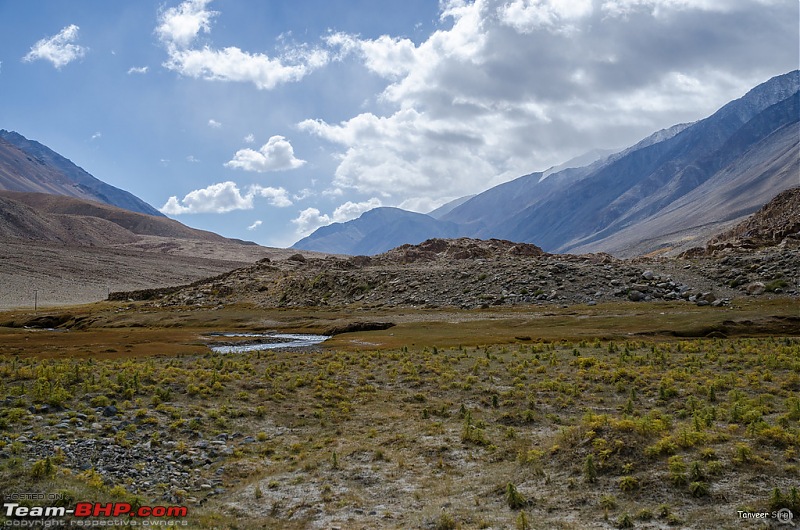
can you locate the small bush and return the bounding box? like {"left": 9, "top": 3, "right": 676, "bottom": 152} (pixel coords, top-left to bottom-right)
{"left": 616, "top": 513, "right": 634, "bottom": 529}
{"left": 434, "top": 512, "right": 457, "bottom": 530}
{"left": 506, "top": 483, "right": 527, "bottom": 510}
{"left": 584, "top": 454, "right": 597, "bottom": 483}
{"left": 29, "top": 457, "right": 55, "bottom": 478}
{"left": 668, "top": 456, "right": 687, "bottom": 486}
{"left": 619, "top": 475, "right": 639, "bottom": 493}
{"left": 689, "top": 481, "right": 710, "bottom": 498}
{"left": 599, "top": 494, "right": 617, "bottom": 510}
{"left": 516, "top": 511, "right": 531, "bottom": 530}
{"left": 769, "top": 487, "right": 800, "bottom": 513}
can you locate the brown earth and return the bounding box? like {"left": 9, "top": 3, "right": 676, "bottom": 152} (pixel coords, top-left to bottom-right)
{"left": 0, "top": 238, "right": 326, "bottom": 310}
{"left": 704, "top": 186, "right": 800, "bottom": 252}
{"left": 137, "top": 237, "right": 798, "bottom": 313}
{"left": 0, "top": 190, "right": 331, "bottom": 309}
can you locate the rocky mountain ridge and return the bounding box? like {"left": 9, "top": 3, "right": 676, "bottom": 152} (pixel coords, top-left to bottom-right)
{"left": 293, "top": 71, "right": 800, "bottom": 258}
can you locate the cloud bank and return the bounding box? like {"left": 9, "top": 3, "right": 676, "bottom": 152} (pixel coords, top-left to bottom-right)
{"left": 305, "top": 0, "right": 796, "bottom": 211}
{"left": 147, "top": 0, "right": 796, "bottom": 241}
{"left": 157, "top": 0, "right": 328, "bottom": 90}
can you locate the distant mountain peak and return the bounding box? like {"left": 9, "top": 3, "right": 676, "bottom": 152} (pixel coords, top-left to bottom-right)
{"left": 293, "top": 207, "right": 462, "bottom": 255}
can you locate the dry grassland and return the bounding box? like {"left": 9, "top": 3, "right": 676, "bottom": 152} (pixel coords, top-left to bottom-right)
{"left": 0, "top": 299, "right": 798, "bottom": 529}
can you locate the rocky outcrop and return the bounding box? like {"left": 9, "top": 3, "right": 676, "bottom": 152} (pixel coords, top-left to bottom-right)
{"left": 133, "top": 237, "right": 798, "bottom": 311}
{"left": 705, "top": 187, "right": 800, "bottom": 252}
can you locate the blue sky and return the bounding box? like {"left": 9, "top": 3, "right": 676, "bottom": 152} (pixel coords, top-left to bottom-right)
{"left": 0, "top": 0, "right": 797, "bottom": 247}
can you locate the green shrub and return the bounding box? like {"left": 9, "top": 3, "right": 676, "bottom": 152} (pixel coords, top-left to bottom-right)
{"left": 668, "top": 456, "right": 687, "bottom": 486}
{"left": 689, "top": 461, "right": 705, "bottom": 482}
{"left": 584, "top": 454, "right": 597, "bottom": 483}
{"left": 619, "top": 475, "right": 639, "bottom": 493}
{"left": 599, "top": 494, "right": 617, "bottom": 510}
{"left": 689, "top": 481, "right": 710, "bottom": 498}
{"left": 769, "top": 487, "right": 800, "bottom": 513}
{"left": 506, "top": 483, "right": 527, "bottom": 510}
{"left": 29, "top": 457, "right": 55, "bottom": 478}
{"left": 616, "top": 513, "right": 634, "bottom": 529}
{"left": 516, "top": 511, "right": 531, "bottom": 530}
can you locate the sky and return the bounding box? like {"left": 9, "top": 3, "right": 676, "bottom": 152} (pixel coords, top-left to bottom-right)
{"left": 0, "top": 0, "right": 797, "bottom": 248}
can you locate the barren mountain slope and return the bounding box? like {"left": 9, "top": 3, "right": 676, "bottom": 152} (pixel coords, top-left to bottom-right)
{"left": 0, "top": 191, "right": 329, "bottom": 309}
{"left": 705, "top": 186, "right": 800, "bottom": 251}
{"left": 0, "top": 190, "right": 233, "bottom": 243}
{"left": 567, "top": 111, "right": 800, "bottom": 257}
{"left": 0, "top": 239, "right": 328, "bottom": 310}
{"left": 0, "top": 130, "right": 163, "bottom": 216}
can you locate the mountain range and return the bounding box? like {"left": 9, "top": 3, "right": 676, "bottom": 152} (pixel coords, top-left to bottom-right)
{"left": 0, "top": 129, "right": 163, "bottom": 217}
{"left": 293, "top": 70, "right": 800, "bottom": 257}
{"left": 0, "top": 130, "right": 318, "bottom": 309}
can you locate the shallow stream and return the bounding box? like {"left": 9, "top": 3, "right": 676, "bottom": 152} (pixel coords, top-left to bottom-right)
{"left": 206, "top": 332, "right": 330, "bottom": 353}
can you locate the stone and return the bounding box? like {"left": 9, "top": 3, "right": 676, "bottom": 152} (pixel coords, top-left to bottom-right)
{"left": 628, "top": 290, "right": 644, "bottom": 302}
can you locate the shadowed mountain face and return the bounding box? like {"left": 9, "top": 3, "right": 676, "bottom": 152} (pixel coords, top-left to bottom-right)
{"left": 292, "top": 207, "right": 463, "bottom": 255}
{"left": 0, "top": 130, "right": 164, "bottom": 217}
{"left": 556, "top": 90, "right": 799, "bottom": 256}
{"left": 294, "top": 71, "right": 799, "bottom": 257}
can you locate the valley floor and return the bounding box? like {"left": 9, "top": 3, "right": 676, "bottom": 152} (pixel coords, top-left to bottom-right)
{"left": 0, "top": 300, "right": 799, "bottom": 529}
{"left": 0, "top": 239, "right": 313, "bottom": 310}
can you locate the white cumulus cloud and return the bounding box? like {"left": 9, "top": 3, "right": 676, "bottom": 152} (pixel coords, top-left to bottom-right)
{"left": 291, "top": 198, "right": 382, "bottom": 236}
{"left": 247, "top": 220, "right": 263, "bottom": 230}
{"left": 156, "top": 0, "right": 217, "bottom": 48}
{"left": 157, "top": 0, "right": 328, "bottom": 90}
{"left": 208, "top": 118, "right": 222, "bottom": 128}
{"left": 299, "top": 0, "right": 795, "bottom": 207}
{"left": 225, "top": 135, "right": 305, "bottom": 172}
{"left": 160, "top": 181, "right": 291, "bottom": 214}
{"left": 127, "top": 66, "right": 149, "bottom": 74}
{"left": 23, "top": 24, "right": 87, "bottom": 69}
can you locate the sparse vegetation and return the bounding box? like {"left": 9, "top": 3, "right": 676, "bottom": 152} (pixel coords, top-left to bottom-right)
{"left": 1, "top": 301, "right": 798, "bottom": 528}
